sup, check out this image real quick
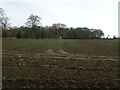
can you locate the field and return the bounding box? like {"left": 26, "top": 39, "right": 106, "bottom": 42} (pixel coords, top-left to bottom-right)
{"left": 2, "top": 38, "right": 119, "bottom": 89}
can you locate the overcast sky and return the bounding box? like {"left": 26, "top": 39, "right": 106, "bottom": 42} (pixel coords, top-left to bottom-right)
{"left": 0, "top": 0, "right": 119, "bottom": 37}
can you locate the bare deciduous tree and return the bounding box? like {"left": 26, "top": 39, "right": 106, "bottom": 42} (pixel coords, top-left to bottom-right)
{"left": 25, "top": 14, "right": 41, "bottom": 38}
{"left": 0, "top": 8, "right": 10, "bottom": 30}
{"left": 25, "top": 14, "right": 41, "bottom": 28}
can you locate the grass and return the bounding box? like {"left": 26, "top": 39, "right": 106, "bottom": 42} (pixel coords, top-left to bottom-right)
{"left": 2, "top": 38, "right": 119, "bottom": 88}
{"left": 2, "top": 38, "right": 118, "bottom": 56}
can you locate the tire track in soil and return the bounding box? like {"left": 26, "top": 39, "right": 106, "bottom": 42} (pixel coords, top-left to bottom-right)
{"left": 2, "top": 49, "right": 118, "bottom": 61}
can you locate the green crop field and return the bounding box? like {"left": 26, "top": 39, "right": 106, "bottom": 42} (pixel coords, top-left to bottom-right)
{"left": 2, "top": 38, "right": 119, "bottom": 89}
{"left": 2, "top": 38, "right": 118, "bottom": 56}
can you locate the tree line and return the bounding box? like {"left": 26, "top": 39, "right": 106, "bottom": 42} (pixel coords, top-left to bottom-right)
{"left": 3, "top": 25, "right": 105, "bottom": 39}
{"left": 0, "top": 8, "right": 114, "bottom": 39}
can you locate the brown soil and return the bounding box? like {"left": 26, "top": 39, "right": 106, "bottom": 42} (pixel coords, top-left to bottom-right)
{"left": 2, "top": 50, "right": 119, "bottom": 89}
